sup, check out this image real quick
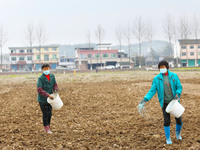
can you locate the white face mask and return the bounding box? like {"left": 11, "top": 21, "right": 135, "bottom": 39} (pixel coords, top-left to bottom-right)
{"left": 43, "top": 70, "right": 50, "bottom": 75}
{"left": 160, "top": 68, "right": 167, "bottom": 74}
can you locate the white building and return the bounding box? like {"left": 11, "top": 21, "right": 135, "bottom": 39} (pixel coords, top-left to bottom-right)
{"left": 176, "top": 39, "right": 200, "bottom": 67}
{"left": 59, "top": 56, "right": 76, "bottom": 69}
{"left": 9, "top": 47, "right": 34, "bottom": 71}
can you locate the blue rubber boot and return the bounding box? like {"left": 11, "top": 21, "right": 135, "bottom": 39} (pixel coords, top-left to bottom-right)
{"left": 164, "top": 126, "right": 172, "bottom": 144}
{"left": 176, "top": 124, "right": 182, "bottom": 140}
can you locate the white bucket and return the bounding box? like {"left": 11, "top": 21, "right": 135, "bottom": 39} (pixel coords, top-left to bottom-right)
{"left": 47, "top": 93, "right": 63, "bottom": 110}
{"left": 166, "top": 100, "right": 185, "bottom": 118}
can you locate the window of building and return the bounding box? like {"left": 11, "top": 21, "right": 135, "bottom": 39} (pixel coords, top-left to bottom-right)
{"left": 60, "top": 58, "right": 66, "bottom": 62}
{"left": 111, "top": 54, "right": 116, "bottom": 58}
{"left": 190, "top": 52, "right": 194, "bottom": 56}
{"left": 44, "top": 48, "right": 49, "bottom": 51}
{"left": 11, "top": 57, "right": 16, "bottom": 61}
{"left": 95, "top": 54, "right": 100, "bottom": 58}
{"left": 36, "top": 48, "right": 40, "bottom": 51}
{"left": 11, "top": 50, "right": 16, "bottom": 53}
{"left": 88, "top": 54, "right": 92, "bottom": 58}
{"left": 44, "top": 55, "right": 49, "bottom": 61}
{"left": 27, "top": 56, "right": 32, "bottom": 61}
{"left": 103, "top": 54, "right": 109, "bottom": 58}
{"left": 79, "top": 54, "right": 85, "bottom": 58}
{"left": 182, "top": 52, "right": 186, "bottom": 56}
{"left": 190, "top": 45, "right": 194, "bottom": 49}
{"left": 181, "top": 46, "right": 186, "bottom": 49}
{"left": 36, "top": 55, "right": 40, "bottom": 60}
{"left": 70, "top": 58, "right": 75, "bottom": 62}
{"left": 20, "top": 50, "right": 25, "bottom": 53}
{"left": 27, "top": 49, "right": 32, "bottom": 53}
{"left": 198, "top": 45, "right": 200, "bottom": 49}
{"left": 62, "top": 58, "right": 67, "bottom": 62}
{"left": 52, "top": 55, "right": 57, "bottom": 59}
{"left": 198, "top": 52, "right": 200, "bottom": 56}
{"left": 52, "top": 48, "right": 57, "bottom": 51}
{"left": 19, "top": 56, "right": 25, "bottom": 61}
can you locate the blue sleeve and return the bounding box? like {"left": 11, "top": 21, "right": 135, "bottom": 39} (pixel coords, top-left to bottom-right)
{"left": 175, "top": 75, "right": 182, "bottom": 97}
{"left": 143, "top": 77, "right": 157, "bottom": 102}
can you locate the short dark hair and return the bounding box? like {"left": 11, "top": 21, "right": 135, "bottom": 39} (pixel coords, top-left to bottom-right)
{"left": 41, "top": 64, "right": 50, "bottom": 70}
{"left": 158, "top": 60, "right": 169, "bottom": 69}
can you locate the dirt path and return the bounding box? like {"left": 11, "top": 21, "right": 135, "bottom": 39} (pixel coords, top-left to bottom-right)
{"left": 0, "top": 71, "right": 199, "bottom": 149}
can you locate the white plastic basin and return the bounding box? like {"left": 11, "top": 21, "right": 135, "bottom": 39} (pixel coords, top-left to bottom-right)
{"left": 166, "top": 100, "right": 185, "bottom": 118}
{"left": 47, "top": 93, "right": 63, "bottom": 110}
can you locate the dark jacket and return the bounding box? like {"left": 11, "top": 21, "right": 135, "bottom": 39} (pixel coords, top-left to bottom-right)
{"left": 37, "top": 73, "right": 58, "bottom": 103}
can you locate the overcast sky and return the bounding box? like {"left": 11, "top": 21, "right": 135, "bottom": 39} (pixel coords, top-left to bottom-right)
{"left": 0, "top": 0, "right": 200, "bottom": 52}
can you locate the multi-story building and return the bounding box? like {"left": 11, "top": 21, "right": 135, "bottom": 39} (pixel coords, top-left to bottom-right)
{"left": 9, "top": 46, "right": 59, "bottom": 71}
{"left": 75, "top": 44, "right": 133, "bottom": 70}
{"left": 59, "top": 56, "right": 76, "bottom": 69}
{"left": 177, "top": 39, "right": 200, "bottom": 67}
{"left": 9, "top": 47, "right": 34, "bottom": 71}
{"left": 33, "top": 46, "right": 59, "bottom": 70}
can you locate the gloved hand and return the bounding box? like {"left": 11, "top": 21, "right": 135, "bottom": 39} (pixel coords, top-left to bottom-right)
{"left": 175, "top": 94, "right": 179, "bottom": 100}
{"left": 53, "top": 90, "right": 58, "bottom": 93}
{"left": 138, "top": 100, "right": 146, "bottom": 115}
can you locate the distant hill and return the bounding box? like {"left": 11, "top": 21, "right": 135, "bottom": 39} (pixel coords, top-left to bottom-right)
{"left": 112, "top": 40, "right": 172, "bottom": 57}
{"left": 58, "top": 44, "right": 97, "bottom": 57}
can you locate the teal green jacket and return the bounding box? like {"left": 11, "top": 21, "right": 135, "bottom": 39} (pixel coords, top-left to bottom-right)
{"left": 37, "top": 73, "right": 57, "bottom": 103}
{"left": 143, "top": 70, "right": 182, "bottom": 108}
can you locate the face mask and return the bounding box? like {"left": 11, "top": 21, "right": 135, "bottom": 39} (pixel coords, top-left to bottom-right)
{"left": 43, "top": 70, "right": 50, "bottom": 75}
{"left": 160, "top": 68, "right": 167, "bottom": 74}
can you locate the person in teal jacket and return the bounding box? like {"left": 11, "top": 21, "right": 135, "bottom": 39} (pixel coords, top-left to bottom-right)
{"left": 138, "top": 60, "right": 183, "bottom": 144}
{"left": 37, "top": 64, "right": 58, "bottom": 134}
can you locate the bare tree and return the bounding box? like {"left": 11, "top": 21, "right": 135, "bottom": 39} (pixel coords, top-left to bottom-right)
{"left": 86, "top": 30, "right": 91, "bottom": 50}
{"left": 124, "top": 23, "right": 132, "bottom": 66}
{"left": 193, "top": 14, "right": 200, "bottom": 66}
{"left": 134, "top": 16, "right": 145, "bottom": 67}
{"left": 146, "top": 21, "right": 155, "bottom": 66}
{"left": 0, "top": 26, "right": 7, "bottom": 70}
{"left": 36, "top": 24, "right": 46, "bottom": 67}
{"left": 116, "top": 25, "right": 123, "bottom": 65}
{"left": 86, "top": 30, "right": 92, "bottom": 70}
{"left": 95, "top": 24, "right": 105, "bottom": 70}
{"left": 24, "top": 23, "right": 34, "bottom": 70}
{"left": 163, "top": 15, "right": 174, "bottom": 56}
{"left": 172, "top": 22, "right": 179, "bottom": 67}
{"left": 24, "top": 23, "right": 34, "bottom": 48}
{"left": 178, "top": 15, "right": 191, "bottom": 66}
{"left": 178, "top": 15, "right": 191, "bottom": 39}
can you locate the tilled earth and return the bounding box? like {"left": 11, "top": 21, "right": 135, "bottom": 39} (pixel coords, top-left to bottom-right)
{"left": 0, "top": 71, "right": 199, "bottom": 150}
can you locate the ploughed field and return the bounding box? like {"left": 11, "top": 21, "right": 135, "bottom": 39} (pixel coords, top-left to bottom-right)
{"left": 0, "top": 71, "right": 199, "bottom": 150}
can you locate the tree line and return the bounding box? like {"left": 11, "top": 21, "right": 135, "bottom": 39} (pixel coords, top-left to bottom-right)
{"left": 88, "top": 15, "right": 200, "bottom": 67}
{"left": 0, "top": 14, "right": 200, "bottom": 69}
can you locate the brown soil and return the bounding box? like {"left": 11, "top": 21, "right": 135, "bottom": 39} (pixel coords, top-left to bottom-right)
{"left": 0, "top": 71, "right": 199, "bottom": 150}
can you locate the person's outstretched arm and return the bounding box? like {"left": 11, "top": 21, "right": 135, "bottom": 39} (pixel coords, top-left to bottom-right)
{"left": 138, "top": 78, "right": 157, "bottom": 114}
{"left": 143, "top": 77, "right": 157, "bottom": 102}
